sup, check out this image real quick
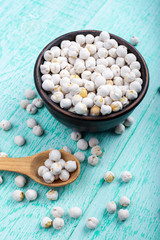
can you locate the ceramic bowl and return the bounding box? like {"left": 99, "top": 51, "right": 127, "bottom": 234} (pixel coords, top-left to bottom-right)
{"left": 34, "top": 30, "right": 149, "bottom": 132}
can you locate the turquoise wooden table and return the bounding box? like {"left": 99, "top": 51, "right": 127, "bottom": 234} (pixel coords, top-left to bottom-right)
{"left": 0, "top": 0, "right": 160, "bottom": 239}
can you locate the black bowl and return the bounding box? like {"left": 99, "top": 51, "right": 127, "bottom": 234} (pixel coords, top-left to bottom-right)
{"left": 34, "top": 30, "right": 149, "bottom": 132}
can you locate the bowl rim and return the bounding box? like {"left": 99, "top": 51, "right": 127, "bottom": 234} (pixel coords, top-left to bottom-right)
{"left": 34, "top": 30, "right": 149, "bottom": 121}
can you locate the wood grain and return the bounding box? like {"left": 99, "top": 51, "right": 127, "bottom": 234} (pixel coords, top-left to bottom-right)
{"left": 0, "top": 0, "right": 160, "bottom": 239}
{"left": 0, "top": 150, "right": 80, "bottom": 187}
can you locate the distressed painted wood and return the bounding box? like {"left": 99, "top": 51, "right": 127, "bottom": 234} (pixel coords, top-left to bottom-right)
{"left": 0, "top": 0, "right": 160, "bottom": 239}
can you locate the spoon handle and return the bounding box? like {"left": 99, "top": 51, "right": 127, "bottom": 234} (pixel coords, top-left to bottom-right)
{"left": 0, "top": 156, "right": 32, "bottom": 176}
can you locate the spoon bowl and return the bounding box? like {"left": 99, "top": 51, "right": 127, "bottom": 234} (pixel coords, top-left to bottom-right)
{"left": 0, "top": 150, "right": 80, "bottom": 187}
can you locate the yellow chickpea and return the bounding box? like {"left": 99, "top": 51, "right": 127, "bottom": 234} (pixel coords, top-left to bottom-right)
{"left": 90, "top": 105, "right": 101, "bottom": 116}
{"left": 80, "top": 88, "right": 88, "bottom": 98}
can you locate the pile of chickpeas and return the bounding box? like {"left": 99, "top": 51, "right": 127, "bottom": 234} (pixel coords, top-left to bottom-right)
{"left": 40, "top": 31, "right": 142, "bottom": 116}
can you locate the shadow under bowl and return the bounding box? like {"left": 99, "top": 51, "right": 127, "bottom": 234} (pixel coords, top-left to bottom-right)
{"left": 34, "top": 30, "right": 149, "bottom": 132}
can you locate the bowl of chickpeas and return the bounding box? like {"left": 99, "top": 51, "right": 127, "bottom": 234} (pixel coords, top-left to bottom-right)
{"left": 34, "top": 30, "right": 149, "bottom": 132}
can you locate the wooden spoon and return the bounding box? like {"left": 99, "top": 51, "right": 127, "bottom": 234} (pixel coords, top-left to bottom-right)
{"left": 0, "top": 150, "right": 80, "bottom": 187}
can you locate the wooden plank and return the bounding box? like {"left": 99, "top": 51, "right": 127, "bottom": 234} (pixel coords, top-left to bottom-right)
{"left": 0, "top": 0, "right": 160, "bottom": 239}
{"left": 69, "top": 91, "right": 160, "bottom": 240}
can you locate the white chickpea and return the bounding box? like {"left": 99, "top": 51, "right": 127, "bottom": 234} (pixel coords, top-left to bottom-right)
{"left": 130, "top": 61, "right": 141, "bottom": 70}
{"left": 130, "top": 81, "right": 142, "bottom": 93}
{"left": 88, "top": 155, "right": 99, "bottom": 166}
{"left": 130, "top": 36, "right": 139, "bottom": 45}
{"left": 51, "top": 92, "right": 64, "bottom": 103}
{"left": 120, "top": 171, "right": 132, "bottom": 182}
{"left": 65, "top": 161, "right": 77, "bottom": 172}
{"left": 106, "top": 56, "right": 116, "bottom": 66}
{"left": 62, "top": 146, "right": 72, "bottom": 154}
{"left": 69, "top": 207, "right": 82, "bottom": 218}
{"left": 85, "top": 34, "right": 94, "bottom": 44}
{"left": 74, "top": 152, "right": 85, "bottom": 162}
{"left": 110, "top": 64, "right": 121, "bottom": 77}
{"left": 94, "top": 36, "right": 100, "bottom": 42}
{"left": 75, "top": 102, "right": 87, "bottom": 115}
{"left": 43, "top": 171, "right": 55, "bottom": 183}
{"left": 15, "top": 175, "right": 26, "bottom": 188}
{"left": 60, "top": 98, "right": 72, "bottom": 109}
{"left": 94, "top": 96, "right": 104, "bottom": 107}
{"left": 86, "top": 57, "right": 96, "bottom": 71}
{"left": 86, "top": 217, "right": 99, "bottom": 229}
{"left": 91, "top": 145, "right": 102, "bottom": 156}
{"left": 82, "top": 97, "right": 94, "bottom": 108}
{"left": 110, "top": 88, "right": 122, "bottom": 101}
{"left": 41, "top": 217, "right": 52, "bottom": 228}
{"left": 97, "top": 47, "right": 108, "bottom": 58}
{"left": 32, "top": 98, "right": 43, "bottom": 108}
{"left": 44, "top": 50, "right": 53, "bottom": 61}
{"left": 41, "top": 74, "right": 52, "bottom": 81}
{"left": 25, "top": 189, "right": 38, "bottom": 201}
{"left": 38, "top": 166, "right": 49, "bottom": 177}
{"left": 14, "top": 136, "right": 26, "bottom": 146}
{"left": 95, "top": 41, "right": 104, "bottom": 50}
{"left": 113, "top": 77, "right": 123, "bottom": 86}
{"left": 0, "top": 176, "right": 3, "bottom": 184}
{"left": 71, "top": 131, "right": 82, "bottom": 141}
{"left": 124, "top": 116, "right": 134, "bottom": 127}
{"left": 79, "top": 48, "right": 90, "bottom": 60}
{"left": 12, "top": 190, "right": 24, "bottom": 202}
{"left": 88, "top": 139, "right": 99, "bottom": 148}
{"left": 125, "top": 53, "right": 137, "bottom": 65}
{"left": 46, "top": 189, "right": 58, "bottom": 200}
{"left": 116, "top": 57, "right": 125, "bottom": 67}
{"left": 81, "top": 70, "right": 91, "bottom": 80}
{"left": 86, "top": 44, "right": 96, "bottom": 55}
{"left": 61, "top": 40, "right": 71, "bottom": 49}
{"left": 51, "top": 206, "right": 64, "bottom": 218}
{"left": 40, "top": 64, "right": 50, "bottom": 74}
{"left": 95, "top": 64, "right": 106, "bottom": 74}
{"left": 114, "top": 123, "right": 125, "bottom": 134}
{"left": 97, "top": 58, "right": 108, "bottom": 67}
{"left": 59, "top": 169, "right": 70, "bottom": 181}
{"left": 44, "top": 159, "right": 53, "bottom": 169}
{"left": 97, "top": 85, "right": 110, "bottom": 97}
{"left": 120, "top": 65, "right": 130, "bottom": 77}
{"left": 95, "top": 75, "right": 106, "bottom": 87}
{"left": 76, "top": 34, "right": 85, "bottom": 45}
{"left": 104, "top": 96, "right": 112, "bottom": 105}
{"left": 77, "top": 139, "right": 88, "bottom": 150}
{"left": 99, "top": 31, "right": 110, "bottom": 41}
{"left": 33, "top": 125, "right": 43, "bottom": 136}
{"left": 50, "top": 46, "right": 60, "bottom": 58}
{"left": 51, "top": 162, "right": 62, "bottom": 175}
{"left": 118, "top": 209, "right": 129, "bottom": 221}
{"left": 20, "top": 99, "right": 30, "bottom": 109}
{"left": 53, "top": 218, "right": 64, "bottom": 230}
{"left": 101, "top": 105, "right": 112, "bottom": 115}
{"left": 50, "top": 62, "right": 60, "bottom": 74}
{"left": 102, "top": 68, "right": 113, "bottom": 79}
{"left": 0, "top": 120, "right": 11, "bottom": 131}
{"left": 126, "top": 90, "right": 138, "bottom": 100}
{"left": 42, "top": 80, "right": 54, "bottom": 92}
{"left": 49, "top": 149, "right": 61, "bottom": 161}
{"left": 116, "top": 45, "right": 127, "bottom": 57}
{"left": 120, "top": 196, "right": 130, "bottom": 207}
{"left": 132, "top": 69, "right": 141, "bottom": 78}
{"left": 109, "top": 48, "right": 117, "bottom": 58}
{"left": 106, "top": 201, "right": 117, "bottom": 213}
{"left": 124, "top": 72, "right": 136, "bottom": 83}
